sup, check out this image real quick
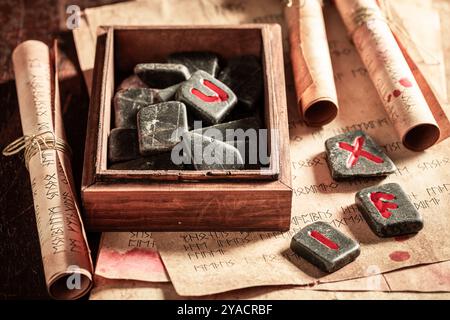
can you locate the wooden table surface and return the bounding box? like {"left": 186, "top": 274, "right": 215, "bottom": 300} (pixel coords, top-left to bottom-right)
{"left": 1, "top": 0, "right": 449, "bottom": 299}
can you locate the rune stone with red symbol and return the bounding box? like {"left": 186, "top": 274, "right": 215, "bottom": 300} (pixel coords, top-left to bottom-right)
{"left": 325, "top": 130, "right": 396, "bottom": 180}
{"left": 176, "top": 70, "right": 237, "bottom": 124}
{"left": 355, "top": 183, "right": 423, "bottom": 237}
{"left": 290, "top": 221, "right": 360, "bottom": 273}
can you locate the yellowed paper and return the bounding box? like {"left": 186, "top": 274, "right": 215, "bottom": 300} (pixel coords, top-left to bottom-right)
{"left": 72, "top": 14, "right": 96, "bottom": 96}
{"left": 84, "top": 0, "right": 284, "bottom": 39}
{"left": 284, "top": 0, "right": 338, "bottom": 126}
{"left": 335, "top": 0, "right": 443, "bottom": 151}
{"left": 72, "top": 0, "right": 450, "bottom": 297}
{"left": 89, "top": 277, "right": 450, "bottom": 300}
{"left": 152, "top": 3, "right": 450, "bottom": 296}
{"left": 11, "top": 40, "right": 93, "bottom": 299}
{"left": 92, "top": 248, "right": 450, "bottom": 295}
{"left": 89, "top": 259, "right": 450, "bottom": 299}
{"left": 74, "top": 0, "right": 284, "bottom": 95}
{"left": 313, "top": 260, "right": 450, "bottom": 292}
{"left": 95, "top": 232, "right": 169, "bottom": 282}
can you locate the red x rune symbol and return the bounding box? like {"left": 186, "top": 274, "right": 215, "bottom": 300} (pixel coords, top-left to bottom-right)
{"left": 370, "top": 192, "right": 398, "bottom": 219}
{"left": 338, "top": 136, "right": 384, "bottom": 168}
{"left": 191, "top": 79, "right": 228, "bottom": 103}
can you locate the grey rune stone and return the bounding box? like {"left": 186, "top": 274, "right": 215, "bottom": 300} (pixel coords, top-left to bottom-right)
{"left": 137, "top": 101, "right": 188, "bottom": 155}
{"left": 109, "top": 153, "right": 183, "bottom": 170}
{"left": 291, "top": 221, "right": 360, "bottom": 273}
{"left": 176, "top": 70, "right": 237, "bottom": 125}
{"left": 180, "top": 132, "right": 244, "bottom": 170}
{"left": 108, "top": 128, "right": 139, "bottom": 163}
{"left": 325, "top": 130, "right": 396, "bottom": 180}
{"left": 225, "top": 139, "right": 262, "bottom": 169}
{"left": 114, "top": 88, "right": 157, "bottom": 129}
{"left": 154, "top": 83, "right": 181, "bottom": 102}
{"left": 218, "top": 55, "right": 263, "bottom": 111}
{"left": 168, "top": 51, "right": 220, "bottom": 77}
{"left": 134, "top": 63, "right": 190, "bottom": 88}
{"left": 191, "top": 117, "right": 261, "bottom": 141}
{"left": 117, "top": 74, "right": 148, "bottom": 91}
{"left": 355, "top": 182, "right": 423, "bottom": 237}
{"left": 190, "top": 117, "right": 263, "bottom": 169}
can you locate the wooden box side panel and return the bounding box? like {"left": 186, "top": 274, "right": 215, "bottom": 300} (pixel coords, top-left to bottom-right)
{"left": 82, "top": 182, "right": 292, "bottom": 231}
{"left": 82, "top": 29, "right": 108, "bottom": 189}
{"left": 262, "top": 24, "right": 291, "bottom": 188}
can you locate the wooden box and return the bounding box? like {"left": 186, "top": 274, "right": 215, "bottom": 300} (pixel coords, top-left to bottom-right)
{"left": 82, "top": 25, "right": 292, "bottom": 231}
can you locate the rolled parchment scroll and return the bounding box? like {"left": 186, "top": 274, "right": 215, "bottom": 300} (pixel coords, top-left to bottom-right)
{"left": 6, "top": 40, "right": 93, "bottom": 299}
{"left": 335, "top": 0, "right": 440, "bottom": 151}
{"left": 285, "top": 0, "right": 339, "bottom": 126}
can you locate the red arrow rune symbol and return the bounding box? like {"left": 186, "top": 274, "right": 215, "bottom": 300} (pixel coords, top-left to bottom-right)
{"left": 370, "top": 192, "right": 398, "bottom": 219}
{"left": 191, "top": 79, "right": 228, "bottom": 103}
{"left": 309, "top": 230, "right": 339, "bottom": 250}
{"left": 338, "top": 136, "right": 384, "bottom": 168}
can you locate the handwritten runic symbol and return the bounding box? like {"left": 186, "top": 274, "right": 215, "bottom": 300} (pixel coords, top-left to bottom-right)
{"left": 338, "top": 136, "right": 384, "bottom": 168}
{"left": 370, "top": 192, "right": 398, "bottom": 219}
{"left": 191, "top": 79, "right": 229, "bottom": 103}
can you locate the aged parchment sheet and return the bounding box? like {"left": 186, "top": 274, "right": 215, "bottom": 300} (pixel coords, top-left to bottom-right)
{"left": 89, "top": 277, "right": 450, "bottom": 300}
{"left": 72, "top": 0, "right": 450, "bottom": 297}
{"left": 95, "top": 232, "right": 169, "bottom": 282}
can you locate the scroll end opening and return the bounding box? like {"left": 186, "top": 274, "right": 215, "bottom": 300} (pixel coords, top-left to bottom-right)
{"left": 49, "top": 272, "right": 92, "bottom": 300}
{"left": 303, "top": 100, "right": 338, "bottom": 127}
{"left": 403, "top": 123, "right": 440, "bottom": 151}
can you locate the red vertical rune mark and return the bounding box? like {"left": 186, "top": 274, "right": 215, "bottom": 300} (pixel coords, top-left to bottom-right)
{"left": 191, "top": 79, "right": 228, "bottom": 103}
{"left": 370, "top": 192, "right": 398, "bottom": 219}
{"left": 309, "top": 230, "right": 339, "bottom": 250}
{"left": 338, "top": 136, "right": 384, "bottom": 168}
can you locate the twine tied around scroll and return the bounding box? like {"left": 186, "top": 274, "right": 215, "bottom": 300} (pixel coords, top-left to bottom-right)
{"left": 2, "top": 131, "right": 72, "bottom": 170}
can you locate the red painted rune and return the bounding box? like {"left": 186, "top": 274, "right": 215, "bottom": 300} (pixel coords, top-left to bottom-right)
{"left": 370, "top": 192, "right": 399, "bottom": 219}
{"left": 338, "top": 136, "right": 384, "bottom": 168}
{"left": 309, "top": 230, "right": 339, "bottom": 250}
{"left": 399, "top": 77, "right": 413, "bottom": 88}
{"left": 191, "top": 79, "right": 228, "bottom": 103}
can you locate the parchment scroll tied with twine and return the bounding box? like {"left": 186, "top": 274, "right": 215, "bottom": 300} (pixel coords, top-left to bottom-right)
{"left": 3, "top": 40, "right": 93, "bottom": 300}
